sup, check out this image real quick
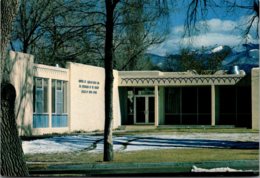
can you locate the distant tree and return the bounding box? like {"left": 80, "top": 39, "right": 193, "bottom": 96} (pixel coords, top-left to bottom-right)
{"left": 11, "top": 0, "right": 98, "bottom": 67}
{"left": 178, "top": 48, "right": 204, "bottom": 73}
{"left": 114, "top": 0, "right": 168, "bottom": 71}
{"left": 1, "top": 0, "right": 29, "bottom": 176}
{"left": 164, "top": 46, "right": 231, "bottom": 74}
{"left": 11, "top": 0, "right": 60, "bottom": 53}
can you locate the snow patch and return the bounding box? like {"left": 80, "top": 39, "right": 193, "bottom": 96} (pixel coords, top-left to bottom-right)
{"left": 249, "top": 49, "right": 259, "bottom": 58}
{"left": 22, "top": 135, "right": 102, "bottom": 154}
{"left": 22, "top": 133, "right": 259, "bottom": 154}
{"left": 191, "top": 166, "right": 254, "bottom": 172}
{"left": 212, "top": 45, "right": 224, "bottom": 53}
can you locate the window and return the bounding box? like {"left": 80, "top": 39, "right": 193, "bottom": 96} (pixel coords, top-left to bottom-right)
{"left": 33, "top": 78, "right": 49, "bottom": 128}
{"left": 52, "top": 80, "right": 68, "bottom": 127}
{"left": 164, "top": 87, "right": 211, "bottom": 125}
{"left": 164, "top": 88, "right": 181, "bottom": 124}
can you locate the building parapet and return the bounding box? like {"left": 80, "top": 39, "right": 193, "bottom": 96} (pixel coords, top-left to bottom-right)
{"left": 118, "top": 70, "right": 246, "bottom": 86}
{"left": 33, "top": 64, "right": 69, "bottom": 81}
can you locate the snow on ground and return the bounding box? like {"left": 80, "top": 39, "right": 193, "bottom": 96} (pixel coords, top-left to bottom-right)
{"left": 23, "top": 135, "right": 103, "bottom": 154}
{"left": 191, "top": 166, "right": 254, "bottom": 172}
{"left": 22, "top": 133, "right": 259, "bottom": 154}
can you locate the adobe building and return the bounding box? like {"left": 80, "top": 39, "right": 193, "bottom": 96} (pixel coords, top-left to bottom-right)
{"left": 7, "top": 51, "right": 259, "bottom": 135}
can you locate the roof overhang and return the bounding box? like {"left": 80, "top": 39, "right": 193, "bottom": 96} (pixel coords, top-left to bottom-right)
{"left": 118, "top": 71, "right": 246, "bottom": 87}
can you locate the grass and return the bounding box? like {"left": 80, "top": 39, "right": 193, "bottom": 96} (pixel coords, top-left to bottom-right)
{"left": 26, "top": 148, "right": 259, "bottom": 170}
{"left": 114, "top": 149, "right": 259, "bottom": 163}
{"left": 114, "top": 128, "right": 259, "bottom": 136}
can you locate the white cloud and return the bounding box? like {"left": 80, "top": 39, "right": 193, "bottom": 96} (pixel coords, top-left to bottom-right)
{"left": 204, "top": 18, "right": 236, "bottom": 32}
{"left": 148, "top": 18, "right": 257, "bottom": 56}
{"left": 172, "top": 26, "right": 184, "bottom": 34}
{"left": 147, "top": 38, "right": 180, "bottom": 56}
{"left": 181, "top": 33, "right": 242, "bottom": 47}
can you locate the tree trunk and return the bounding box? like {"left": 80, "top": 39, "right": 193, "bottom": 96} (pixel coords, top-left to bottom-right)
{"left": 0, "top": 0, "right": 19, "bottom": 83}
{"left": 1, "top": 83, "right": 29, "bottom": 176}
{"left": 1, "top": 0, "right": 29, "bottom": 176}
{"left": 103, "top": 0, "right": 116, "bottom": 161}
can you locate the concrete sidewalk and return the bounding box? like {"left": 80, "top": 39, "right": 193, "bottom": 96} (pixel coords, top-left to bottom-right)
{"left": 29, "top": 160, "right": 259, "bottom": 176}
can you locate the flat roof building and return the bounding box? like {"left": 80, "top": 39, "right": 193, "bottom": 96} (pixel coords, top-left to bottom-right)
{"left": 7, "top": 51, "right": 260, "bottom": 135}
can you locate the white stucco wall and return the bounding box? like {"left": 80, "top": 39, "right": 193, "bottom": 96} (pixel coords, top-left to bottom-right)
{"left": 252, "top": 68, "right": 259, "bottom": 130}
{"left": 8, "top": 51, "right": 34, "bottom": 135}
{"left": 113, "top": 70, "right": 121, "bottom": 128}
{"left": 67, "top": 62, "right": 121, "bottom": 132}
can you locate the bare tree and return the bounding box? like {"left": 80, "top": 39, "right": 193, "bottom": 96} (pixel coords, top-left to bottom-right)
{"left": 113, "top": 0, "right": 168, "bottom": 70}
{"left": 184, "top": 0, "right": 259, "bottom": 38}
{"left": 103, "top": 0, "right": 120, "bottom": 161}
{"left": 224, "top": 0, "right": 259, "bottom": 39}
{"left": 1, "top": 0, "right": 29, "bottom": 176}
{"left": 11, "top": 0, "right": 59, "bottom": 53}
{"left": 11, "top": 0, "right": 97, "bottom": 66}
{"left": 103, "top": 0, "right": 169, "bottom": 161}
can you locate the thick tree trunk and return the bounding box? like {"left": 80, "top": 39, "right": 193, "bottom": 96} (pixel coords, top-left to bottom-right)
{"left": 103, "top": 0, "right": 115, "bottom": 161}
{"left": 0, "top": 0, "right": 19, "bottom": 83}
{"left": 1, "top": 0, "right": 29, "bottom": 176}
{"left": 1, "top": 83, "right": 29, "bottom": 176}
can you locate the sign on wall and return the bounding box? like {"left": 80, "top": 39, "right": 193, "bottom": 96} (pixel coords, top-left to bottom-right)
{"left": 78, "top": 79, "right": 100, "bottom": 94}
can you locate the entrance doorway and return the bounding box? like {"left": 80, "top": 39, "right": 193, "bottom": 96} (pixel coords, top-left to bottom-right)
{"left": 134, "top": 96, "right": 155, "bottom": 124}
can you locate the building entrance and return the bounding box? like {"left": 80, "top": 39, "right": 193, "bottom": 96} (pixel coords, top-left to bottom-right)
{"left": 134, "top": 96, "right": 154, "bottom": 124}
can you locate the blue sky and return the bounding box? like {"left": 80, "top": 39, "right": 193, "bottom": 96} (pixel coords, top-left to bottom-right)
{"left": 148, "top": 0, "right": 259, "bottom": 56}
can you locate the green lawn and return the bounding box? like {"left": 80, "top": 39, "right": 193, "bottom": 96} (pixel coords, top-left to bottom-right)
{"left": 26, "top": 148, "right": 259, "bottom": 170}
{"left": 114, "top": 128, "right": 259, "bottom": 136}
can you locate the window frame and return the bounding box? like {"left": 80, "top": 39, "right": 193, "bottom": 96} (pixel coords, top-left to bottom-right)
{"left": 33, "top": 77, "right": 48, "bottom": 114}
{"left": 52, "top": 80, "right": 67, "bottom": 115}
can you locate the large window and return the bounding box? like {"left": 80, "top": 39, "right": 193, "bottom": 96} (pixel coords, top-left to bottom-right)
{"left": 165, "top": 88, "right": 181, "bottom": 124}
{"left": 164, "top": 87, "right": 211, "bottom": 125}
{"left": 182, "top": 87, "right": 197, "bottom": 124}
{"left": 33, "top": 78, "right": 49, "bottom": 128}
{"left": 218, "top": 86, "right": 251, "bottom": 127}
{"left": 52, "top": 80, "right": 68, "bottom": 127}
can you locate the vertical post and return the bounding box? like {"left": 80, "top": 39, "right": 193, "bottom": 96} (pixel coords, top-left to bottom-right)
{"left": 145, "top": 97, "right": 148, "bottom": 123}
{"left": 158, "top": 87, "right": 165, "bottom": 125}
{"left": 134, "top": 96, "right": 136, "bottom": 124}
{"left": 252, "top": 68, "right": 259, "bottom": 130}
{"left": 155, "top": 85, "right": 159, "bottom": 127}
{"left": 196, "top": 87, "right": 199, "bottom": 124}
{"left": 251, "top": 68, "right": 260, "bottom": 129}
{"left": 48, "top": 78, "right": 52, "bottom": 128}
{"left": 211, "top": 85, "right": 215, "bottom": 126}
{"left": 180, "top": 87, "right": 182, "bottom": 124}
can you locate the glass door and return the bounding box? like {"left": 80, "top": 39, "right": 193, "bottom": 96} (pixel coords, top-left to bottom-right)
{"left": 134, "top": 96, "right": 155, "bottom": 124}
{"left": 135, "top": 97, "right": 146, "bottom": 123}
{"left": 148, "top": 96, "right": 155, "bottom": 123}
